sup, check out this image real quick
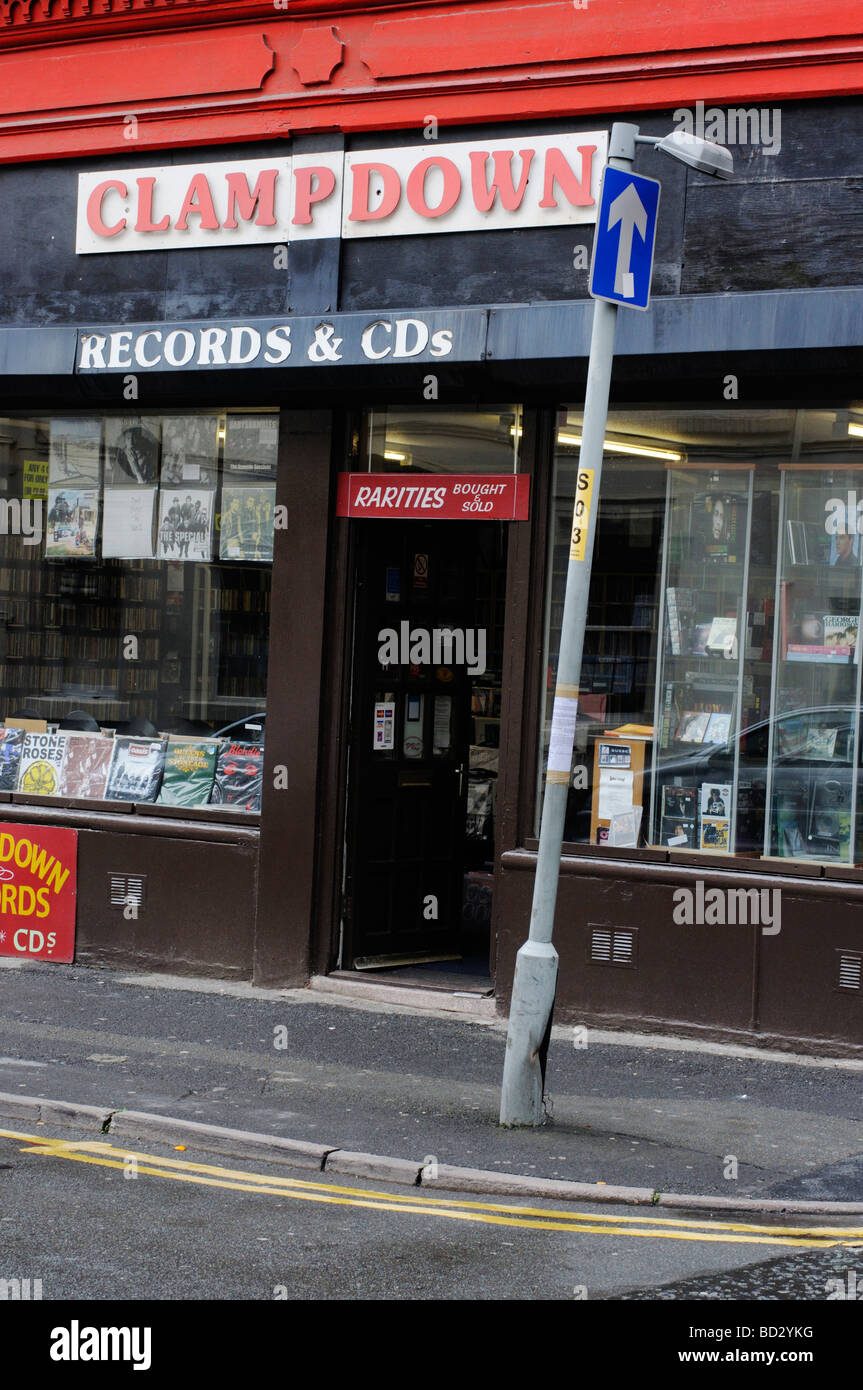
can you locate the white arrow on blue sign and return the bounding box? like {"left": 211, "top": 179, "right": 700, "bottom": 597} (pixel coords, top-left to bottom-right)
{"left": 589, "top": 166, "right": 661, "bottom": 311}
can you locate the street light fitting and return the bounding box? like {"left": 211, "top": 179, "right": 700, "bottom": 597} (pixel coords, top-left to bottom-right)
{"left": 650, "top": 128, "right": 734, "bottom": 180}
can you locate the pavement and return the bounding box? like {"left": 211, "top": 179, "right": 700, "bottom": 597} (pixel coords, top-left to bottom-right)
{"left": 3, "top": 957, "right": 863, "bottom": 1211}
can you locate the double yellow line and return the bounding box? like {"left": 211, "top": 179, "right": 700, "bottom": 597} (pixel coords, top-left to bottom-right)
{"left": 4, "top": 1127, "right": 863, "bottom": 1248}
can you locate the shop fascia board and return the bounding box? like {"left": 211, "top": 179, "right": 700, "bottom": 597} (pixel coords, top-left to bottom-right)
{"left": 486, "top": 288, "right": 863, "bottom": 360}
{"left": 1, "top": 288, "right": 863, "bottom": 380}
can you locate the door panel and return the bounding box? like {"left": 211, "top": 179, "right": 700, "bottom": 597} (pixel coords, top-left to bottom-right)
{"left": 346, "top": 519, "right": 480, "bottom": 961}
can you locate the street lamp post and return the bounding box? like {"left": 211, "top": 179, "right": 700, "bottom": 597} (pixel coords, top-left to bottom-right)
{"left": 500, "top": 120, "right": 733, "bottom": 1128}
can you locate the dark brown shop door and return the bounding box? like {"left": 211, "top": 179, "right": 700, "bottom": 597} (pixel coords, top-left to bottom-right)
{"left": 345, "top": 520, "right": 481, "bottom": 963}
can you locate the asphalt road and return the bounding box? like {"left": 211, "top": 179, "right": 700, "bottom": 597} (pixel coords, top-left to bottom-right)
{"left": 2, "top": 1123, "right": 862, "bottom": 1303}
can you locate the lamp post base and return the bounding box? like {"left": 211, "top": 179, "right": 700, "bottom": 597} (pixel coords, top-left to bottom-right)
{"left": 499, "top": 939, "right": 559, "bottom": 1127}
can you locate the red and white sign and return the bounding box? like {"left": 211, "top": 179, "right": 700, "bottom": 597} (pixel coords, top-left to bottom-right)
{"left": 336, "top": 473, "right": 530, "bottom": 520}
{"left": 0, "top": 825, "right": 77, "bottom": 964}
{"left": 76, "top": 132, "right": 606, "bottom": 254}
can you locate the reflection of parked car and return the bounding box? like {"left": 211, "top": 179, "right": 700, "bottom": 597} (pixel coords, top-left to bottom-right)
{"left": 212, "top": 712, "right": 266, "bottom": 743}
{"left": 649, "top": 704, "right": 860, "bottom": 857}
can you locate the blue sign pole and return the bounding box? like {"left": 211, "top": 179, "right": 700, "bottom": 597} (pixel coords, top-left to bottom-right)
{"left": 501, "top": 122, "right": 657, "bottom": 1126}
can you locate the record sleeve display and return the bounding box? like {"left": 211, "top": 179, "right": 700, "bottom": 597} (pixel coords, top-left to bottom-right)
{"left": 219, "top": 485, "right": 276, "bottom": 563}
{"left": 17, "top": 731, "right": 69, "bottom": 795}
{"left": 0, "top": 727, "right": 25, "bottom": 790}
{"left": 49, "top": 418, "right": 102, "bottom": 487}
{"left": 45, "top": 487, "right": 98, "bottom": 559}
{"left": 157, "top": 737, "right": 221, "bottom": 807}
{"left": 210, "top": 740, "right": 264, "bottom": 813}
{"left": 104, "top": 417, "right": 161, "bottom": 487}
{"left": 157, "top": 488, "right": 215, "bottom": 562}
{"left": 57, "top": 732, "right": 114, "bottom": 799}
{"left": 160, "top": 416, "right": 219, "bottom": 490}
{"left": 104, "top": 736, "right": 167, "bottom": 802}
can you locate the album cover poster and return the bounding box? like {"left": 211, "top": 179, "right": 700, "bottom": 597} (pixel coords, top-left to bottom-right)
{"left": 49, "top": 418, "right": 102, "bottom": 486}
{"left": 660, "top": 816, "right": 697, "bottom": 849}
{"left": 700, "top": 817, "right": 730, "bottom": 851}
{"left": 101, "top": 487, "right": 157, "bottom": 560}
{"left": 104, "top": 736, "right": 167, "bottom": 802}
{"left": 675, "top": 710, "right": 710, "bottom": 744}
{"left": 704, "top": 711, "right": 732, "bottom": 744}
{"left": 161, "top": 416, "right": 219, "bottom": 490}
{"left": 104, "top": 417, "right": 162, "bottom": 487}
{"left": 219, "top": 484, "right": 276, "bottom": 562}
{"left": 17, "top": 731, "right": 69, "bottom": 796}
{"left": 57, "top": 732, "right": 114, "bottom": 799}
{"left": 690, "top": 492, "right": 744, "bottom": 564}
{"left": 45, "top": 488, "right": 98, "bottom": 559}
{"left": 661, "top": 785, "right": 697, "bottom": 821}
{"left": 699, "top": 780, "right": 732, "bottom": 851}
{"left": 700, "top": 783, "right": 731, "bottom": 820}
{"left": 0, "top": 727, "right": 25, "bottom": 791}
{"left": 210, "top": 740, "right": 264, "bottom": 813}
{"left": 157, "top": 737, "right": 221, "bottom": 808}
{"left": 157, "top": 488, "right": 215, "bottom": 562}
{"left": 823, "top": 614, "right": 859, "bottom": 652}
{"left": 829, "top": 532, "right": 862, "bottom": 568}
{"left": 223, "top": 415, "right": 278, "bottom": 479}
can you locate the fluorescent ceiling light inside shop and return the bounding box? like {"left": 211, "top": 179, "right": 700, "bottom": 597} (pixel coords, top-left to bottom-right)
{"left": 510, "top": 424, "right": 682, "bottom": 461}
{"left": 559, "top": 433, "right": 682, "bottom": 461}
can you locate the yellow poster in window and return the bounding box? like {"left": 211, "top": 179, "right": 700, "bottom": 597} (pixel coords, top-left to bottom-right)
{"left": 23, "top": 459, "right": 49, "bottom": 501}
{"left": 569, "top": 467, "right": 595, "bottom": 562}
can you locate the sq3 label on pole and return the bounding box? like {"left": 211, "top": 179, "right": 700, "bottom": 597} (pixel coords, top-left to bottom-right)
{"left": 589, "top": 167, "right": 660, "bottom": 312}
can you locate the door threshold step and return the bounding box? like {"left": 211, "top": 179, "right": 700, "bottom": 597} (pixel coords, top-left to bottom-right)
{"left": 311, "top": 973, "right": 497, "bottom": 1018}
{"left": 331, "top": 967, "right": 492, "bottom": 995}
{"left": 353, "top": 952, "right": 463, "bottom": 971}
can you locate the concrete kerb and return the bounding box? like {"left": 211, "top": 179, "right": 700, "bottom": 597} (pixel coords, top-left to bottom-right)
{"left": 1, "top": 1091, "right": 863, "bottom": 1217}
{"left": 0, "top": 1091, "right": 112, "bottom": 1129}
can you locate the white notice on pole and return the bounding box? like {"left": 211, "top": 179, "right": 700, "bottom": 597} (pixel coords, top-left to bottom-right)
{"left": 547, "top": 695, "right": 579, "bottom": 774}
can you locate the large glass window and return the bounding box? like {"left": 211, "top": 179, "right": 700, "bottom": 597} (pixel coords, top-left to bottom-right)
{"left": 538, "top": 405, "right": 863, "bottom": 865}
{"left": 357, "top": 405, "right": 521, "bottom": 474}
{"left": 0, "top": 410, "right": 275, "bottom": 811}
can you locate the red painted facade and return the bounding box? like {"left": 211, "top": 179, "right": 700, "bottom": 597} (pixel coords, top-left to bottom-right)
{"left": 0, "top": 0, "right": 861, "bottom": 162}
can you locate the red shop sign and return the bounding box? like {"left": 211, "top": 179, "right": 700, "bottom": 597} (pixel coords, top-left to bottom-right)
{"left": 0, "top": 825, "right": 77, "bottom": 964}
{"left": 336, "top": 473, "right": 530, "bottom": 520}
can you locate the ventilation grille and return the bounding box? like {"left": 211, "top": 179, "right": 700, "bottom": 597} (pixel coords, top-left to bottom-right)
{"left": 589, "top": 926, "right": 637, "bottom": 969}
{"left": 837, "top": 951, "right": 863, "bottom": 993}
{"left": 108, "top": 873, "right": 147, "bottom": 911}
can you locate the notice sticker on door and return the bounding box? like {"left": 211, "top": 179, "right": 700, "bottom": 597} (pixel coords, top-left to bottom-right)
{"left": 432, "top": 696, "right": 452, "bottom": 756}
{"left": 373, "top": 701, "right": 395, "bottom": 750}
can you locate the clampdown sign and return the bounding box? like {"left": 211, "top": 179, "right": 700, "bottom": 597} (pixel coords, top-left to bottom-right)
{"left": 589, "top": 166, "right": 661, "bottom": 311}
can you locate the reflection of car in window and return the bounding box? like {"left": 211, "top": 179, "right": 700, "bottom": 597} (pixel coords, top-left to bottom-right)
{"left": 650, "top": 704, "right": 861, "bottom": 855}
{"left": 213, "top": 712, "right": 266, "bottom": 743}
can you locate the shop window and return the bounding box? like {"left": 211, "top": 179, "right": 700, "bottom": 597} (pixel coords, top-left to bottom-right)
{"left": 0, "top": 410, "right": 275, "bottom": 812}
{"left": 538, "top": 405, "right": 863, "bottom": 868}
{"left": 357, "top": 405, "right": 521, "bottom": 474}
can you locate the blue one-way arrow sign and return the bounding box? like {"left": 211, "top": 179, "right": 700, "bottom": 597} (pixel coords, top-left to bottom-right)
{"left": 589, "top": 166, "right": 661, "bottom": 311}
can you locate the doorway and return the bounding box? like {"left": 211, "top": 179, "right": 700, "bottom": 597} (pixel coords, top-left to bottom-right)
{"left": 341, "top": 518, "right": 508, "bottom": 984}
